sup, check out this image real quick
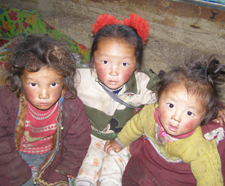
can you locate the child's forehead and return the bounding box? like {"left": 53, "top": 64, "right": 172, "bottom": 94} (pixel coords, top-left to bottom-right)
{"left": 96, "top": 38, "right": 135, "bottom": 54}
{"left": 98, "top": 37, "right": 131, "bottom": 47}
{"left": 23, "top": 65, "right": 62, "bottom": 77}
{"left": 162, "top": 83, "right": 186, "bottom": 96}
{"left": 165, "top": 82, "right": 197, "bottom": 96}
{"left": 163, "top": 82, "right": 206, "bottom": 107}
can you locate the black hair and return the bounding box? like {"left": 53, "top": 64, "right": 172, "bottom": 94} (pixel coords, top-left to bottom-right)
{"left": 90, "top": 24, "right": 144, "bottom": 70}
{"left": 156, "top": 56, "right": 225, "bottom": 125}
{"left": 5, "top": 34, "right": 77, "bottom": 98}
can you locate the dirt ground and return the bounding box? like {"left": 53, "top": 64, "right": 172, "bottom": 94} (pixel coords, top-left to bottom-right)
{"left": 1, "top": 0, "right": 225, "bottom": 74}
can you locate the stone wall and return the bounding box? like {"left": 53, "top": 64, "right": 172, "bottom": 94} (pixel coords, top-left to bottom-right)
{"left": 1, "top": 0, "right": 225, "bottom": 73}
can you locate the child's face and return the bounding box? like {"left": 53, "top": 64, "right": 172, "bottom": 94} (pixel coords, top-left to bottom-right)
{"left": 21, "top": 65, "right": 64, "bottom": 110}
{"left": 93, "top": 38, "right": 136, "bottom": 90}
{"left": 158, "top": 83, "right": 205, "bottom": 136}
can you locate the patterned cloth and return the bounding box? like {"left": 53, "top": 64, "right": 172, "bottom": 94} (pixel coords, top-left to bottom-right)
{"left": 75, "top": 134, "right": 130, "bottom": 186}
{"left": 0, "top": 5, "right": 90, "bottom": 87}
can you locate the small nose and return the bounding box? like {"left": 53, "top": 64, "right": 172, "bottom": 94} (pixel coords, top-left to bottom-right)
{"left": 172, "top": 112, "right": 181, "bottom": 124}
{"left": 109, "top": 65, "right": 119, "bottom": 76}
{"left": 39, "top": 88, "right": 50, "bottom": 99}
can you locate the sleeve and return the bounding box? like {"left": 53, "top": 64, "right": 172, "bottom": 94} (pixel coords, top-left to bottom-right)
{"left": 190, "top": 147, "right": 223, "bottom": 186}
{"left": 133, "top": 69, "right": 160, "bottom": 106}
{"left": 55, "top": 97, "right": 91, "bottom": 176}
{"left": 167, "top": 127, "right": 223, "bottom": 186}
{"left": 140, "top": 68, "right": 161, "bottom": 91}
{"left": 0, "top": 86, "right": 32, "bottom": 186}
{"left": 117, "top": 104, "right": 154, "bottom": 146}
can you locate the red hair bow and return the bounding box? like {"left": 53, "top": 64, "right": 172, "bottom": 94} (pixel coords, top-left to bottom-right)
{"left": 92, "top": 13, "right": 150, "bottom": 44}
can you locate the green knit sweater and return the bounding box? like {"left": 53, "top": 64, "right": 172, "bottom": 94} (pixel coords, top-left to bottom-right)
{"left": 117, "top": 104, "right": 223, "bottom": 186}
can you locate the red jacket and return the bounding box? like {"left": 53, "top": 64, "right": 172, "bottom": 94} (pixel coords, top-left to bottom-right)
{"left": 0, "top": 86, "right": 91, "bottom": 186}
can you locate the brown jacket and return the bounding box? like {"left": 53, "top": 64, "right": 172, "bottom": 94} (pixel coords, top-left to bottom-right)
{"left": 0, "top": 86, "right": 91, "bottom": 186}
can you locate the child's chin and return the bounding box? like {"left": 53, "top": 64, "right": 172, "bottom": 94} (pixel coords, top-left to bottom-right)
{"left": 106, "top": 84, "right": 121, "bottom": 90}
{"left": 36, "top": 105, "right": 51, "bottom": 110}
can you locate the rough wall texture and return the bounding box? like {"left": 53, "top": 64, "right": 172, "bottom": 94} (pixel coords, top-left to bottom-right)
{"left": 1, "top": 0, "right": 225, "bottom": 73}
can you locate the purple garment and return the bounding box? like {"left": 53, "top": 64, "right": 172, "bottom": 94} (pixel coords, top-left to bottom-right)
{"left": 0, "top": 86, "right": 91, "bottom": 186}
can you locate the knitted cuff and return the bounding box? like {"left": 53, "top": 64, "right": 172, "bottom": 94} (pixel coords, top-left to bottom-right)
{"left": 115, "top": 138, "right": 126, "bottom": 149}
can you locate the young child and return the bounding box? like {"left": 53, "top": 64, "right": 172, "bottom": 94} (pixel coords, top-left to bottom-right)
{"left": 74, "top": 13, "right": 160, "bottom": 186}
{"left": 105, "top": 57, "right": 225, "bottom": 186}
{"left": 0, "top": 34, "right": 91, "bottom": 186}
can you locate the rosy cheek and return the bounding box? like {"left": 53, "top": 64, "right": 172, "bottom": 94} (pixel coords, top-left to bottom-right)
{"left": 160, "top": 109, "right": 167, "bottom": 116}
{"left": 24, "top": 88, "right": 35, "bottom": 99}
{"left": 51, "top": 94, "right": 60, "bottom": 103}
{"left": 96, "top": 67, "right": 106, "bottom": 79}
{"left": 183, "top": 120, "right": 197, "bottom": 131}
{"left": 159, "top": 108, "right": 168, "bottom": 123}
{"left": 54, "top": 90, "right": 62, "bottom": 99}
{"left": 121, "top": 68, "right": 134, "bottom": 81}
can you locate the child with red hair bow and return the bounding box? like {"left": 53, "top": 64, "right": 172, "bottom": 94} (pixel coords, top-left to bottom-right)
{"left": 74, "top": 13, "right": 160, "bottom": 186}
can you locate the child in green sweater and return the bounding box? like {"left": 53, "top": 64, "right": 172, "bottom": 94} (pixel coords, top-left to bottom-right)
{"left": 105, "top": 56, "right": 225, "bottom": 186}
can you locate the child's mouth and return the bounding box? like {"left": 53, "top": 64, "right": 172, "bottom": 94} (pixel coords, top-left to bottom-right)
{"left": 168, "top": 124, "right": 178, "bottom": 132}
{"left": 39, "top": 103, "right": 48, "bottom": 106}
{"left": 108, "top": 80, "right": 118, "bottom": 84}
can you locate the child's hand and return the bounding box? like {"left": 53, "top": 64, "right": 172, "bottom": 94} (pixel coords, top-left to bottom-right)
{"left": 213, "top": 109, "right": 225, "bottom": 126}
{"left": 104, "top": 140, "right": 123, "bottom": 154}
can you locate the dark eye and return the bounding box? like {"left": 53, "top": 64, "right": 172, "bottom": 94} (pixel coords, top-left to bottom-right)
{"left": 122, "top": 63, "right": 128, "bottom": 67}
{"left": 30, "top": 83, "right": 37, "bottom": 87}
{"left": 168, "top": 103, "right": 174, "bottom": 108}
{"left": 51, "top": 83, "right": 57, "bottom": 87}
{"left": 187, "top": 111, "right": 193, "bottom": 116}
{"left": 102, "top": 60, "right": 108, "bottom": 65}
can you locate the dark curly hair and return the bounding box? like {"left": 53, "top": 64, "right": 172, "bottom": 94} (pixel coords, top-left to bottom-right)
{"left": 90, "top": 24, "right": 144, "bottom": 70}
{"left": 5, "top": 34, "right": 77, "bottom": 98}
{"left": 156, "top": 56, "right": 225, "bottom": 126}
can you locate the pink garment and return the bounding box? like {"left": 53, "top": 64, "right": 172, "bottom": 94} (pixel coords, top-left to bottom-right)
{"left": 19, "top": 101, "right": 58, "bottom": 154}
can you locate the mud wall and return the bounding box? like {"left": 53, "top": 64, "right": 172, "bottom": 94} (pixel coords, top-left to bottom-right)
{"left": 1, "top": 0, "right": 225, "bottom": 73}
